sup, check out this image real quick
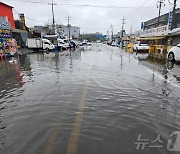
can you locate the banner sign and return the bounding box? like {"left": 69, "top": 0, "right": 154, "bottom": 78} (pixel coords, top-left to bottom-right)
{"left": 0, "top": 17, "right": 11, "bottom": 30}
{"left": 141, "top": 22, "right": 144, "bottom": 30}
{"left": 168, "top": 11, "right": 173, "bottom": 30}
{"left": 0, "top": 29, "right": 12, "bottom": 38}
{"left": 140, "top": 25, "right": 169, "bottom": 37}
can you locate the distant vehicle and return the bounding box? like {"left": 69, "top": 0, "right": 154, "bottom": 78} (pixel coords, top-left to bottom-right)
{"left": 167, "top": 43, "right": 180, "bottom": 62}
{"left": 133, "top": 42, "right": 149, "bottom": 52}
{"left": 96, "top": 40, "right": 101, "bottom": 43}
{"left": 57, "top": 39, "right": 70, "bottom": 50}
{"left": 87, "top": 42, "right": 92, "bottom": 46}
{"left": 26, "top": 38, "right": 55, "bottom": 52}
{"left": 79, "top": 42, "right": 87, "bottom": 46}
{"left": 111, "top": 42, "right": 116, "bottom": 46}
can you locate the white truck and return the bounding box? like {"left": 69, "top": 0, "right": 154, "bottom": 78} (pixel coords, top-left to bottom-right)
{"left": 26, "top": 38, "right": 55, "bottom": 52}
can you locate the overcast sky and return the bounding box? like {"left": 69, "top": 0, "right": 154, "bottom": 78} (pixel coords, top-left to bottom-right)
{"left": 2, "top": 0, "right": 179, "bottom": 34}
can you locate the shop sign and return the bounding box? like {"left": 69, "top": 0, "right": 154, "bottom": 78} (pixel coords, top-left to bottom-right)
{"left": 0, "top": 29, "right": 12, "bottom": 38}
{"left": 168, "top": 11, "right": 173, "bottom": 30}
{"left": 140, "top": 25, "right": 169, "bottom": 37}
{"left": 0, "top": 17, "right": 11, "bottom": 30}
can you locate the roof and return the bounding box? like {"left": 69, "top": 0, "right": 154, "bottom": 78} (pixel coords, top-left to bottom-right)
{"left": 12, "top": 29, "right": 28, "bottom": 33}
{"left": 0, "top": 2, "right": 13, "bottom": 8}
{"left": 144, "top": 8, "right": 180, "bottom": 24}
{"left": 137, "top": 36, "right": 166, "bottom": 40}
{"left": 44, "top": 35, "right": 58, "bottom": 38}
{"left": 168, "top": 28, "right": 180, "bottom": 36}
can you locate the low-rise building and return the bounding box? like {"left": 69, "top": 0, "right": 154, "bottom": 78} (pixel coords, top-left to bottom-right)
{"left": 143, "top": 8, "right": 180, "bottom": 30}
{"left": 0, "top": 2, "right": 28, "bottom": 48}
{"left": 0, "top": 2, "right": 15, "bottom": 29}
{"left": 57, "top": 25, "right": 80, "bottom": 39}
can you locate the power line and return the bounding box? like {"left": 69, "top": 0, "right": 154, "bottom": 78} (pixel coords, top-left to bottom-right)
{"left": 4, "top": 0, "right": 157, "bottom": 8}
{"left": 4, "top": 0, "right": 47, "bottom": 4}
{"left": 168, "top": 0, "right": 174, "bottom": 6}
{"left": 13, "top": 9, "right": 46, "bottom": 23}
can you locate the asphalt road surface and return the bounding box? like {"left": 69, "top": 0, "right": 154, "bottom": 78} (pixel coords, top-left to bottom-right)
{"left": 0, "top": 44, "right": 180, "bottom": 154}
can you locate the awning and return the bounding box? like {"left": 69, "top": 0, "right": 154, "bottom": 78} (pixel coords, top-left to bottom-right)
{"left": 12, "top": 29, "right": 28, "bottom": 33}
{"left": 43, "top": 34, "right": 58, "bottom": 38}
{"left": 168, "top": 28, "right": 180, "bottom": 36}
{"left": 137, "top": 36, "right": 166, "bottom": 40}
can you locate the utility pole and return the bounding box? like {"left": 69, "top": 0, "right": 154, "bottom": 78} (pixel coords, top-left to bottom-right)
{"left": 121, "top": 17, "right": 126, "bottom": 38}
{"left": 107, "top": 31, "right": 109, "bottom": 39}
{"left": 48, "top": 0, "right": 57, "bottom": 34}
{"left": 157, "top": 0, "right": 165, "bottom": 27}
{"left": 67, "top": 16, "right": 71, "bottom": 41}
{"left": 172, "top": 0, "right": 177, "bottom": 29}
{"left": 130, "top": 26, "right": 132, "bottom": 36}
{"left": 121, "top": 17, "right": 126, "bottom": 48}
{"left": 110, "top": 25, "right": 113, "bottom": 41}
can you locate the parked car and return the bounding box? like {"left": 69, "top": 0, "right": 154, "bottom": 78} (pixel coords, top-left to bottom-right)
{"left": 133, "top": 42, "right": 149, "bottom": 52}
{"left": 167, "top": 43, "right": 180, "bottom": 62}
{"left": 111, "top": 42, "right": 116, "bottom": 46}
{"left": 57, "top": 39, "right": 70, "bottom": 50}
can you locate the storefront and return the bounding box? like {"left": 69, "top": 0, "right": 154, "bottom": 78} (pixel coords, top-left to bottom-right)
{"left": 0, "top": 16, "right": 18, "bottom": 59}
{"left": 139, "top": 25, "right": 169, "bottom": 59}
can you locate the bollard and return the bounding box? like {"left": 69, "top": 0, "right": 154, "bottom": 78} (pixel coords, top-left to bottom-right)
{"left": 0, "top": 53, "right": 2, "bottom": 60}
{"left": 3, "top": 54, "right": 6, "bottom": 60}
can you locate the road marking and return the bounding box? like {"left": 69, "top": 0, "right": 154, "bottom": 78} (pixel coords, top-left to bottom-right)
{"left": 66, "top": 57, "right": 93, "bottom": 154}
{"left": 43, "top": 91, "right": 76, "bottom": 154}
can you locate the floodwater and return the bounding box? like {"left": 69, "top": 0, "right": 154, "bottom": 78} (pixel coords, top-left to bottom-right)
{"left": 0, "top": 44, "right": 180, "bottom": 154}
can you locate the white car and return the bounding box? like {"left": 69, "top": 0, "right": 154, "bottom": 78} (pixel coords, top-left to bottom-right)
{"left": 111, "top": 42, "right": 116, "bottom": 46}
{"left": 168, "top": 44, "right": 180, "bottom": 62}
{"left": 57, "top": 39, "right": 70, "bottom": 50}
{"left": 133, "top": 43, "right": 149, "bottom": 52}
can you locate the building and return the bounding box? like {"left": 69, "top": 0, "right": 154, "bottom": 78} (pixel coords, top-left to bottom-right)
{"left": 57, "top": 25, "right": 80, "bottom": 39}
{"left": 143, "top": 8, "right": 180, "bottom": 30}
{"left": 12, "top": 13, "right": 28, "bottom": 47}
{"left": 29, "top": 26, "right": 51, "bottom": 38}
{"left": 80, "top": 32, "right": 106, "bottom": 42}
{"left": 0, "top": 2, "right": 15, "bottom": 29}
{"left": 0, "top": 2, "right": 28, "bottom": 47}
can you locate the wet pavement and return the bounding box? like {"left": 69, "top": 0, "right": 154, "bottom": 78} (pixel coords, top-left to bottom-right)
{"left": 0, "top": 44, "right": 180, "bottom": 154}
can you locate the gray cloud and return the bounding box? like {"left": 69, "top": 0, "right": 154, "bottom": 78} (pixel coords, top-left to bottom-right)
{"left": 3, "top": 0, "right": 178, "bottom": 34}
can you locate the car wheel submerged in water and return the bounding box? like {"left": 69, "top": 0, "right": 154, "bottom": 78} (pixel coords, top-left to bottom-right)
{"left": 168, "top": 52, "right": 175, "bottom": 62}
{"left": 46, "top": 48, "right": 50, "bottom": 54}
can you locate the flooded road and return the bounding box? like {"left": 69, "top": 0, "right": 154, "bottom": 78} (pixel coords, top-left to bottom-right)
{"left": 0, "top": 44, "right": 180, "bottom": 154}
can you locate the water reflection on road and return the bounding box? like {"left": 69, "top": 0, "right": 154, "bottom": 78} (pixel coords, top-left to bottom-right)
{"left": 0, "top": 45, "right": 180, "bottom": 154}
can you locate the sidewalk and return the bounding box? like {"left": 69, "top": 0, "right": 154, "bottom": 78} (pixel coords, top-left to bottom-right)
{"left": 18, "top": 49, "right": 34, "bottom": 55}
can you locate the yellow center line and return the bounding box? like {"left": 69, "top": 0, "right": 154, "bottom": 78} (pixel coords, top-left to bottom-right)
{"left": 43, "top": 91, "right": 76, "bottom": 154}
{"left": 66, "top": 56, "right": 93, "bottom": 154}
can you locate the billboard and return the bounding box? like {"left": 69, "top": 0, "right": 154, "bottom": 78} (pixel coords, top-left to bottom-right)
{"left": 0, "top": 29, "right": 12, "bottom": 38}
{"left": 0, "top": 16, "right": 12, "bottom": 38}
{"left": 0, "top": 16, "right": 11, "bottom": 30}
{"left": 140, "top": 25, "right": 169, "bottom": 37}
{"left": 168, "top": 11, "right": 173, "bottom": 30}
